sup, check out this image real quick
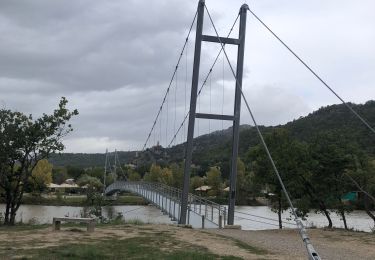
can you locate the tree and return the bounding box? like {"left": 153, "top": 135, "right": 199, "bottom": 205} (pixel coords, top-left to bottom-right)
{"left": 66, "top": 166, "right": 85, "bottom": 180}
{"left": 236, "top": 158, "right": 261, "bottom": 205}
{"left": 343, "top": 151, "right": 375, "bottom": 225}
{"left": 143, "top": 164, "right": 162, "bottom": 182}
{"left": 77, "top": 174, "right": 103, "bottom": 203}
{"left": 206, "top": 166, "right": 222, "bottom": 196}
{"left": 247, "top": 129, "right": 311, "bottom": 229}
{"left": 52, "top": 167, "right": 68, "bottom": 185}
{"left": 29, "top": 159, "right": 53, "bottom": 195}
{"left": 309, "top": 131, "right": 354, "bottom": 229}
{"left": 190, "top": 176, "right": 204, "bottom": 192}
{"left": 128, "top": 170, "right": 141, "bottom": 181}
{"left": 170, "top": 163, "right": 183, "bottom": 189}
{"left": 0, "top": 97, "right": 78, "bottom": 225}
{"left": 160, "top": 167, "right": 173, "bottom": 186}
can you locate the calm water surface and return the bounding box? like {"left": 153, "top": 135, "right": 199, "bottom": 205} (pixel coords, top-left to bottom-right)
{"left": 1, "top": 204, "right": 373, "bottom": 232}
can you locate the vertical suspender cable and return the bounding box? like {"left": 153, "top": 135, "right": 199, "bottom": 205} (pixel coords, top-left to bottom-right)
{"left": 222, "top": 52, "right": 225, "bottom": 131}
{"left": 142, "top": 10, "right": 198, "bottom": 151}
{"left": 167, "top": 13, "right": 240, "bottom": 147}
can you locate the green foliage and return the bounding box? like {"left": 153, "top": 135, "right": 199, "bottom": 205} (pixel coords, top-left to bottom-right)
{"left": 77, "top": 175, "right": 103, "bottom": 207}
{"left": 206, "top": 166, "right": 222, "bottom": 196}
{"left": 52, "top": 166, "right": 68, "bottom": 184}
{"left": 0, "top": 97, "right": 78, "bottom": 225}
{"left": 247, "top": 129, "right": 313, "bottom": 227}
{"left": 190, "top": 176, "right": 204, "bottom": 192}
{"left": 128, "top": 170, "right": 141, "bottom": 181}
{"left": 143, "top": 164, "right": 162, "bottom": 182}
{"left": 66, "top": 165, "right": 85, "bottom": 180}
{"left": 236, "top": 158, "right": 261, "bottom": 205}
{"left": 29, "top": 159, "right": 53, "bottom": 195}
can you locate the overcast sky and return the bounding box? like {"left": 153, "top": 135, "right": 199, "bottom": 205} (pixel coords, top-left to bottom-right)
{"left": 1, "top": 0, "right": 374, "bottom": 153}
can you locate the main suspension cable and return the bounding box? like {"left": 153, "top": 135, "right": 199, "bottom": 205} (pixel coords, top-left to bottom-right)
{"left": 142, "top": 10, "right": 198, "bottom": 150}
{"left": 246, "top": 7, "right": 375, "bottom": 135}
{"left": 205, "top": 4, "right": 321, "bottom": 260}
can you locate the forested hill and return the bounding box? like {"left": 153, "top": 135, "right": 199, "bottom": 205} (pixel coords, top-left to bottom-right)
{"left": 49, "top": 101, "right": 375, "bottom": 169}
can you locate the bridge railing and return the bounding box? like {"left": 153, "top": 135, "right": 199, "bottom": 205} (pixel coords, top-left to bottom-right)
{"left": 105, "top": 181, "right": 226, "bottom": 228}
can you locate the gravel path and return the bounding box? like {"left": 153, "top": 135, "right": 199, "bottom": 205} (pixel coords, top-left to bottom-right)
{"left": 208, "top": 228, "right": 375, "bottom": 260}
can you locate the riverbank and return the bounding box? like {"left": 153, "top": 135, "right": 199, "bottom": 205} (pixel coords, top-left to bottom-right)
{"left": 0, "top": 223, "right": 272, "bottom": 259}
{"left": 1, "top": 223, "right": 374, "bottom": 259}
{"left": 0, "top": 194, "right": 147, "bottom": 207}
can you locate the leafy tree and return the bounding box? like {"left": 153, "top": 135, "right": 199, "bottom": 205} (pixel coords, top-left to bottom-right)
{"left": 52, "top": 167, "right": 68, "bottom": 184}
{"left": 29, "top": 159, "right": 53, "bottom": 195}
{"left": 343, "top": 151, "right": 375, "bottom": 225}
{"left": 143, "top": 164, "right": 162, "bottom": 182}
{"left": 85, "top": 167, "right": 105, "bottom": 182}
{"left": 0, "top": 97, "right": 78, "bottom": 225}
{"left": 160, "top": 167, "right": 173, "bottom": 186}
{"left": 190, "top": 176, "right": 204, "bottom": 192}
{"left": 309, "top": 132, "right": 355, "bottom": 229}
{"left": 170, "top": 162, "right": 183, "bottom": 189}
{"left": 66, "top": 165, "right": 85, "bottom": 180}
{"left": 236, "top": 158, "right": 261, "bottom": 205}
{"left": 206, "top": 166, "right": 222, "bottom": 196}
{"left": 77, "top": 174, "right": 103, "bottom": 203}
{"left": 128, "top": 170, "right": 141, "bottom": 181}
{"left": 247, "top": 129, "right": 311, "bottom": 228}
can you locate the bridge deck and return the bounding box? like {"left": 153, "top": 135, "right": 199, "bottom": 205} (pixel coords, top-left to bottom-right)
{"left": 105, "top": 181, "right": 225, "bottom": 228}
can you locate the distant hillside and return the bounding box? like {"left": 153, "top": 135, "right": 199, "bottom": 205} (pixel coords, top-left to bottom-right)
{"left": 50, "top": 101, "right": 375, "bottom": 174}
{"left": 49, "top": 151, "right": 137, "bottom": 168}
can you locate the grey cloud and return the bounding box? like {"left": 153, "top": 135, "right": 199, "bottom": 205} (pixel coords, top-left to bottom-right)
{"left": 0, "top": 0, "right": 374, "bottom": 153}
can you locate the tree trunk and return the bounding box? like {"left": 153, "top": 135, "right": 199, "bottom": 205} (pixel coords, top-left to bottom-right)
{"left": 4, "top": 189, "right": 12, "bottom": 225}
{"left": 363, "top": 195, "right": 375, "bottom": 225}
{"left": 339, "top": 198, "right": 348, "bottom": 230}
{"left": 4, "top": 200, "right": 10, "bottom": 224}
{"left": 302, "top": 180, "right": 333, "bottom": 228}
{"left": 10, "top": 208, "right": 17, "bottom": 225}
{"left": 340, "top": 209, "right": 348, "bottom": 230}
{"left": 278, "top": 196, "right": 282, "bottom": 229}
{"left": 319, "top": 201, "right": 333, "bottom": 228}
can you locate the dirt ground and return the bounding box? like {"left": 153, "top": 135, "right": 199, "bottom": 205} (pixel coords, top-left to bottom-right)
{"left": 1, "top": 224, "right": 374, "bottom": 259}
{"left": 0, "top": 224, "right": 275, "bottom": 259}
{"left": 209, "top": 228, "right": 375, "bottom": 260}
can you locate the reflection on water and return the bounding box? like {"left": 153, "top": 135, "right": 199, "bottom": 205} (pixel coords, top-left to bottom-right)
{"left": 0, "top": 204, "right": 373, "bottom": 232}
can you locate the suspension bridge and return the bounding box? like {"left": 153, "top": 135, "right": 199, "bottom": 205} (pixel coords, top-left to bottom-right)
{"left": 104, "top": 1, "right": 375, "bottom": 259}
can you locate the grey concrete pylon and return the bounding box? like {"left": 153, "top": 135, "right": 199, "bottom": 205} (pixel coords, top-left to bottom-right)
{"left": 179, "top": 0, "right": 248, "bottom": 225}
{"left": 179, "top": 0, "right": 205, "bottom": 225}
{"left": 227, "top": 3, "right": 248, "bottom": 226}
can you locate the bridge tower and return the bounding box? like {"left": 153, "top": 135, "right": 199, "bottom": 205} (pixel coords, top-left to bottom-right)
{"left": 180, "top": 0, "right": 248, "bottom": 225}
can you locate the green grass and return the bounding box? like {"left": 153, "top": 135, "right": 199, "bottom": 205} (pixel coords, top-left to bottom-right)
{"left": 6, "top": 232, "right": 243, "bottom": 259}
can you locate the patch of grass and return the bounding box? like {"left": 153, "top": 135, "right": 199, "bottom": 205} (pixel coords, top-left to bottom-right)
{"left": 13, "top": 233, "right": 243, "bottom": 260}
{"left": 233, "top": 239, "right": 268, "bottom": 255}
{"left": 7, "top": 228, "right": 247, "bottom": 259}
{"left": 0, "top": 224, "right": 49, "bottom": 232}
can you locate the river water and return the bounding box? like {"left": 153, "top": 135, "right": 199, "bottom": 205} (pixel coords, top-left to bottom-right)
{"left": 0, "top": 204, "right": 373, "bottom": 232}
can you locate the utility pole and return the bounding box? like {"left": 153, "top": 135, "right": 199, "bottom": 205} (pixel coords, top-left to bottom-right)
{"left": 180, "top": 0, "right": 247, "bottom": 225}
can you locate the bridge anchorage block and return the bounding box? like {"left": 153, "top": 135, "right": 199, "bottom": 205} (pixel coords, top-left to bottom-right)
{"left": 223, "top": 225, "right": 242, "bottom": 230}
